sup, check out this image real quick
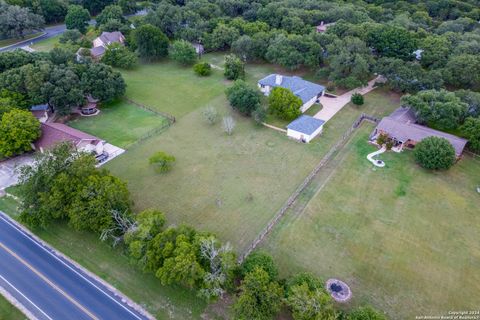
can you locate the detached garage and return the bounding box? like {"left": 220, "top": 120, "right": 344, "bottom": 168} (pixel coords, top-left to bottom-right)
{"left": 286, "top": 115, "right": 325, "bottom": 143}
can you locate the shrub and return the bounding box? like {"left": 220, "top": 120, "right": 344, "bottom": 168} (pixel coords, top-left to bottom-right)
{"left": 414, "top": 137, "right": 456, "bottom": 170}
{"left": 169, "top": 40, "right": 197, "bottom": 65}
{"left": 460, "top": 117, "right": 480, "bottom": 153}
{"left": 385, "top": 140, "right": 394, "bottom": 150}
{"left": 222, "top": 116, "right": 236, "bottom": 135}
{"left": 268, "top": 87, "right": 302, "bottom": 121}
{"left": 149, "top": 151, "right": 176, "bottom": 173}
{"left": 376, "top": 133, "right": 389, "bottom": 146}
{"left": 241, "top": 251, "right": 278, "bottom": 280}
{"left": 193, "top": 62, "right": 212, "bottom": 76}
{"left": 252, "top": 107, "right": 267, "bottom": 125}
{"left": 326, "top": 81, "right": 336, "bottom": 92}
{"left": 202, "top": 106, "right": 218, "bottom": 125}
{"left": 351, "top": 93, "right": 364, "bottom": 105}
{"left": 348, "top": 306, "right": 387, "bottom": 320}
{"left": 225, "top": 80, "right": 261, "bottom": 116}
{"left": 224, "top": 54, "right": 245, "bottom": 80}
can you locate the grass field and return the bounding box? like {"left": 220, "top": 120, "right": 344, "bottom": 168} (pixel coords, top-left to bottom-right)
{"left": 120, "top": 60, "right": 227, "bottom": 118}
{"left": 0, "top": 296, "right": 25, "bottom": 320}
{"left": 260, "top": 124, "right": 480, "bottom": 319}
{"left": 0, "top": 194, "right": 209, "bottom": 320}
{"left": 68, "top": 100, "right": 168, "bottom": 148}
{"left": 108, "top": 55, "right": 401, "bottom": 253}
{"left": 31, "top": 35, "right": 60, "bottom": 51}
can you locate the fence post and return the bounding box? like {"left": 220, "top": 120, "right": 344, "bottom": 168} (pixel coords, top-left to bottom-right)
{"left": 238, "top": 112, "right": 379, "bottom": 263}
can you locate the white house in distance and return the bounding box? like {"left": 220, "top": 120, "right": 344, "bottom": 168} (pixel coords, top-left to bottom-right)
{"left": 258, "top": 74, "right": 325, "bottom": 113}
{"left": 286, "top": 115, "right": 325, "bottom": 143}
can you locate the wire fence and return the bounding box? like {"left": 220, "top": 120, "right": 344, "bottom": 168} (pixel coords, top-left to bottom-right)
{"left": 122, "top": 121, "right": 172, "bottom": 150}
{"left": 239, "top": 113, "right": 379, "bottom": 263}
{"left": 124, "top": 97, "right": 176, "bottom": 124}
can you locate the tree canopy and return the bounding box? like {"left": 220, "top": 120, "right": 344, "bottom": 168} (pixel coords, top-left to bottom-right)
{"left": 0, "top": 1, "right": 44, "bottom": 39}
{"left": 17, "top": 143, "right": 132, "bottom": 230}
{"left": 168, "top": 40, "right": 197, "bottom": 66}
{"left": 224, "top": 54, "right": 245, "bottom": 80}
{"left": 268, "top": 87, "right": 302, "bottom": 121}
{"left": 225, "top": 80, "right": 261, "bottom": 116}
{"left": 401, "top": 89, "right": 468, "bottom": 130}
{"left": 65, "top": 5, "right": 90, "bottom": 34}
{"left": 0, "top": 108, "right": 40, "bottom": 158}
{"left": 132, "top": 24, "right": 169, "bottom": 61}
{"left": 414, "top": 136, "right": 456, "bottom": 170}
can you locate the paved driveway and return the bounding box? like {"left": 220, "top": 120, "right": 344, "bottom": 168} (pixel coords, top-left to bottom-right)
{"left": 0, "top": 155, "right": 34, "bottom": 191}
{"left": 314, "top": 77, "right": 380, "bottom": 122}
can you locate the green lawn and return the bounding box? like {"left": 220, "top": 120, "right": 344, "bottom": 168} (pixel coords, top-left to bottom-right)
{"left": 120, "top": 59, "right": 227, "bottom": 118}
{"left": 0, "top": 296, "right": 25, "bottom": 320}
{"left": 260, "top": 124, "right": 480, "bottom": 319}
{"left": 31, "top": 35, "right": 60, "bottom": 51}
{"left": 108, "top": 57, "right": 400, "bottom": 253}
{"left": 68, "top": 100, "right": 168, "bottom": 148}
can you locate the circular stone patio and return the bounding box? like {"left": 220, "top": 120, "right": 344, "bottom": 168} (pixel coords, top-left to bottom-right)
{"left": 326, "top": 279, "right": 352, "bottom": 302}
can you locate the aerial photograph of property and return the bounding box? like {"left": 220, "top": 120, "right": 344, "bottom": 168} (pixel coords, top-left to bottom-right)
{"left": 0, "top": 0, "right": 479, "bottom": 319}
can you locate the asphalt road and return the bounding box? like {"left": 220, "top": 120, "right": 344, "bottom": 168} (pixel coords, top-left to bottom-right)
{"left": 0, "top": 211, "right": 151, "bottom": 320}
{"left": 0, "top": 24, "right": 68, "bottom": 53}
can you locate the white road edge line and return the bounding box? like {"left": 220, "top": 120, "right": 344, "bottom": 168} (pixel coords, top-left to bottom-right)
{"left": 0, "top": 213, "right": 144, "bottom": 320}
{"left": 0, "top": 273, "right": 53, "bottom": 320}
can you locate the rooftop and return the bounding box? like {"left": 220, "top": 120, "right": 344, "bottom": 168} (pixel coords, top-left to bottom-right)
{"left": 90, "top": 46, "right": 106, "bottom": 57}
{"left": 30, "top": 104, "right": 49, "bottom": 111}
{"left": 35, "top": 123, "right": 101, "bottom": 151}
{"left": 287, "top": 115, "right": 325, "bottom": 135}
{"left": 97, "top": 31, "right": 124, "bottom": 45}
{"left": 375, "top": 107, "right": 468, "bottom": 156}
{"left": 258, "top": 74, "right": 325, "bottom": 104}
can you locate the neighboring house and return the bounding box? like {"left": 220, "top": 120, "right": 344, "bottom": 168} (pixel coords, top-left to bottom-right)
{"left": 371, "top": 107, "right": 468, "bottom": 157}
{"left": 258, "top": 74, "right": 325, "bottom": 113}
{"left": 34, "top": 122, "right": 106, "bottom": 158}
{"left": 413, "top": 49, "right": 423, "bottom": 60}
{"left": 92, "top": 31, "right": 125, "bottom": 49}
{"left": 30, "top": 104, "right": 51, "bottom": 123}
{"left": 287, "top": 115, "right": 325, "bottom": 143}
{"left": 316, "top": 21, "right": 336, "bottom": 33}
{"left": 81, "top": 31, "right": 126, "bottom": 60}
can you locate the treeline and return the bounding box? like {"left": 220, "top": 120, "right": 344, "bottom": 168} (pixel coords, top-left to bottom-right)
{"left": 0, "top": 49, "right": 125, "bottom": 115}
{"left": 17, "top": 143, "right": 387, "bottom": 319}
{"left": 114, "top": 0, "right": 478, "bottom": 92}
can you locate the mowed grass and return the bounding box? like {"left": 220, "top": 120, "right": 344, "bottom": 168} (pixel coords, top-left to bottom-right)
{"left": 108, "top": 57, "right": 400, "bottom": 253}
{"left": 0, "top": 296, "right": 25, "bottom": 320}
{"left": 31, "top": 35, "right": 60, "bottom": 51}
{"left": 261, "top": 124, "right": 480, "bottom": 319}
{"left": 0, "top": 195, "right": 208, "bottom": 320}
{"left": 120, "top": 59, "right": 226, "bottom": 118}
{"left": 68, "top": 100, "right": 168, "bottom": 148}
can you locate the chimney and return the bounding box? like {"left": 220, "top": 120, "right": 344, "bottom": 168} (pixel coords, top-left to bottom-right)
{"left": 275, "top": 74, "right": 283, "bottom": 85}
{"left": 320, "top": 21, "right": 324, "bottom": 26}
